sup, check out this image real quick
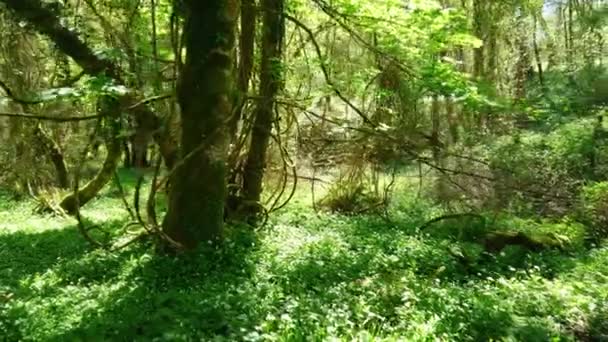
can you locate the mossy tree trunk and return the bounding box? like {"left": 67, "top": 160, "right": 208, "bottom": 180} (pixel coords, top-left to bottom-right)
{"left": 59, "top": 138, "right": 122, "bottom": 214}
{"left": 241, "top": 0, "right": 285, "bottom": 215}
{"left": 59, "top": 98, "right": 123, "bottom": 214}
{"left": 162, "top": 0, "right": 238, "bottom": 249}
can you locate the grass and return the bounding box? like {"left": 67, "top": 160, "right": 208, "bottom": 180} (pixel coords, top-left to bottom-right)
{"left": 1, "top": 171, "right": 608, "bottom": 341}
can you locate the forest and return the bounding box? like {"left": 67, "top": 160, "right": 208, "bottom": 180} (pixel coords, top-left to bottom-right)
{"left": 0, "top": 0, "right": 607, "bottom": 340}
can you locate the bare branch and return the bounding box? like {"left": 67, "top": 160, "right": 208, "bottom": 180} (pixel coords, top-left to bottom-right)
{"left": 284, "top": 14, "right": 377, "bottom": 127}
{"left": 0, "top": 112, "right": 103, "bottom": 122}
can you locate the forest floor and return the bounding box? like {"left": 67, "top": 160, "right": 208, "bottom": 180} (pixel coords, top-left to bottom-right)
{"left": 1, "top": 170, "right": 608, "bottom": 341}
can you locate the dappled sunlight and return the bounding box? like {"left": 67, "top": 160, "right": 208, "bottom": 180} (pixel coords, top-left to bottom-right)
{"left": 0, "top": 0, "right": 606, "bottom": 339}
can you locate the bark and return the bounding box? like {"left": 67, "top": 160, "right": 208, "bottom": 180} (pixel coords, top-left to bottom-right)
{"left": 131, "top": 124, "right": 152, "bottom": 168}
{"left": 34, "top": 124, "right": 70, "bottom": 189}
{"left": 162, "top": 0, "right": 238, "bottom": 248}
{"left": 241, "top": 0, "right": 285, "bottom": 213}
{"left": 514, "top": 18, "right": 530, "bottom": 101}
{"left": 0, "top": 0, "right": 177, "bottom": 169}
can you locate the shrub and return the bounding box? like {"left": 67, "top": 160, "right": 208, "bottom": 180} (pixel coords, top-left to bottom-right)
{"left": 487, "top": 119, "right": 599, "bottom": 216}
{"left": 318, "top": 178, "right": 383, "bottom": 215}
{"left": 576, "top": 181, "right": 608, "bottom": 241}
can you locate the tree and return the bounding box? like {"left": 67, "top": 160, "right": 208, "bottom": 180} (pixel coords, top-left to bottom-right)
{"left": 240, "top": 0, "right": 286, "bottom": 218}
{"left": 0, "top": 0, "right": 178, "bottom": 214}
{"left": 162, "top": 0, "right": 239, "bottom": 249}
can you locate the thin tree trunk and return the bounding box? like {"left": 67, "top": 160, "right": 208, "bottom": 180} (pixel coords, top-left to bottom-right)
{"left": 34, "top": 124, "right": 70, "bottom": 189}
{"left": 241, "top": 0, "right": 285, "bottom": 216}
{"left": 162, "top": 0, "right": 238, "bottom": 249}
{"left": 236, "top": 0, "right": 257, "bottom": 121}
{"left": 568, "top": 0, "right": 574, "bottom": 68}
{"left": 226, "top": 0, "right": 258, "bottom": 208}
{"left": 446, "top": 96, "right": 459, "bottom": 144}
{"left": 532, "top": 16, "right": 545, "bottom": 88}
{"left": 472, "top": 0, "right": 485, "bottom": 79}
{"left": 59, "top": 136, "right": 122, "bottom": 214}
{"left": 430, "top": 95, "right": 446, "bottom": 199}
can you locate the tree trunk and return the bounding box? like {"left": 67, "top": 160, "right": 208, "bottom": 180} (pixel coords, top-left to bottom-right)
{"left": 34, "top": 124, "right": 70, "bottom": 189}
{"left": 472, "top": 0, "right": 485, "bottom": 80}
{"left": 241, "top": 0, "right": 285, "bottom": 216}
{"left": 226, "top": 0, "right": 258, "bottom": 209}
{"left": 162, "top": 0, "right": 238, "bottom": 249}
{"left": 431, "top": 96, "right": 446, "bottom": 200}
{"left": 232, "top": 0, "right": 257, "bottom": 134}
{"left": 532, "top": 16, "right": 545, "bottom": 88}
{"left": 59, "top": 137, "right": 122, "bottom": 214}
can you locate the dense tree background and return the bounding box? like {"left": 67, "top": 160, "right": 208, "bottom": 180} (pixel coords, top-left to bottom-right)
{"left": 0, "top": 0, "right": 607, "bottom": 340}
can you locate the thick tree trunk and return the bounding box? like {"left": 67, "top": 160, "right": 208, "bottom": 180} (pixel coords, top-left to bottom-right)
{"left": 241, "top": 0, "right": 285, "bottom": 215}
{"left": 162, "top": 0, "right": 238, "bottom": 249}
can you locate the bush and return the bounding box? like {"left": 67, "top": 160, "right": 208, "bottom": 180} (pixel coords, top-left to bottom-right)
{"left": 487, "top": 119, "right": 599, "bottom": 216}
{"left": 576, "top": 181, "right": 608, "bottom": 241}
{"left": 318, "top": 179, "right": 382, "bottom": 215}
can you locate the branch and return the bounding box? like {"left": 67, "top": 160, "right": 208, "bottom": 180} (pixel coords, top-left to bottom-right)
{"left": 284, "top": 14, "right": 377, "bottom": 127}
{"left": 127, "top": 93, "right": 174, "bottom": 109}
{"left": 0, "top": 112, "right": 103, "bottom": 122}
{"left": 0, "top": 79, "right": 45, "bottom": 105}
{"left": 0, "top": 0, "right": 178, "bottom": 168}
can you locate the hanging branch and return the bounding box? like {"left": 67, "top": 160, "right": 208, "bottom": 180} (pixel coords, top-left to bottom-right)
{"left": 0, "top": 79, "right": 45, "bottom": 105}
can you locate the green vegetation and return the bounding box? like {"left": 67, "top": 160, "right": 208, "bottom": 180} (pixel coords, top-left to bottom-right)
{"left": 0, "top": 0, "right": 607, "bottom": 340}
{"left": 1, "top": 173, "right": 607, "bottom": 340}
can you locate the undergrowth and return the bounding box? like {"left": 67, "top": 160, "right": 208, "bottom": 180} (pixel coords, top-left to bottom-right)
{"left": 1, "top": 173, "right": 607, "bottom": 341}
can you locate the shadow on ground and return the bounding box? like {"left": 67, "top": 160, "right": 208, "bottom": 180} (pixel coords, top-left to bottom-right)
{"left": 1, "top": 208, "right": 606, "bottom": 340}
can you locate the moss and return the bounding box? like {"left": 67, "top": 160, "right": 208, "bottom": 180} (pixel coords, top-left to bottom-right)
{"left": 482, "top": 230, "right": 566, "bottom": 253}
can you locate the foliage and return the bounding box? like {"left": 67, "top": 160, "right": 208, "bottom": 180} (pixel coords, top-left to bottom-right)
{"left": 1, "top": 192, "right": 608, "bottom": 340}
{"left": 577, "top": 181, "right": 608, "bottom": 242}
{"left": 487, "top": 119, "right": 601, "bottom": 215}
{"left": 0, "top": 0, "right": 606, "bottom": 339}
{"left": 317, "top": 169, "right": 384, "bottom": 214}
